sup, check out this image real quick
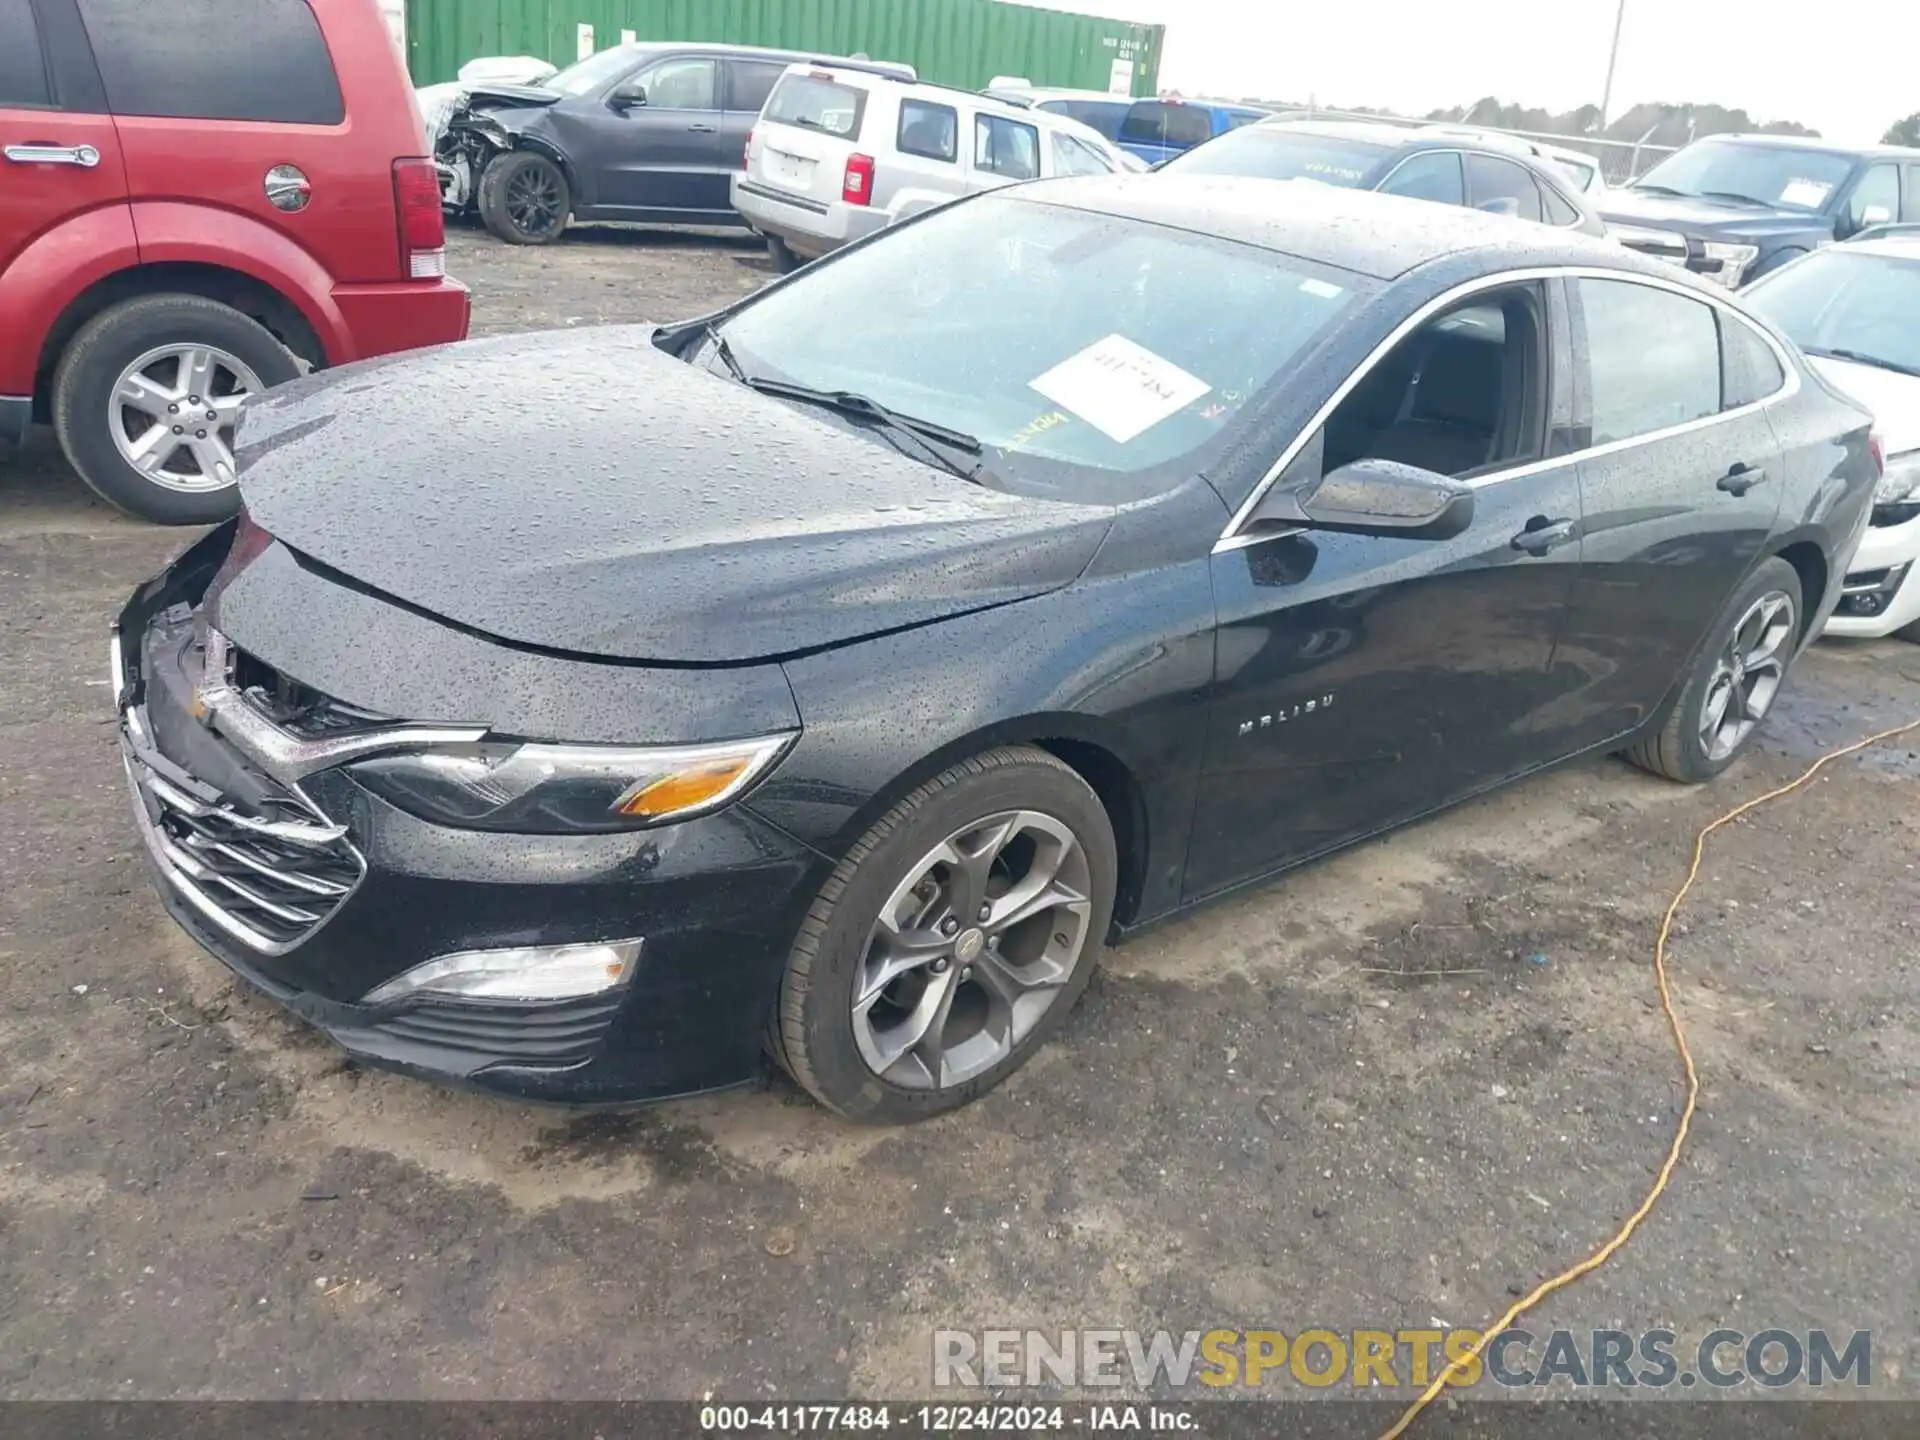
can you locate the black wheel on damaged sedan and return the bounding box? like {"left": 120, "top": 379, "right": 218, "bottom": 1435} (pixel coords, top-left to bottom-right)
{"left": 1624, "top": 557, "right": 1803, "bottom": 784}
{"left": 770, "top": 747, "right": 1116, "bottom": 1123}
{"left": 478, "top": 150, "right": 570, "bottom": 244}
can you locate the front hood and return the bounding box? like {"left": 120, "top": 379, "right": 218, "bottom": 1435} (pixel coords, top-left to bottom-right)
{"left": 1807, "top": 356, "right": 1920, "bottom": 452}
{"left": 1599, "top": 189, "right": 1832, "bottom": 240}
{"left": 233, "top": 329, "right": 1114, "bottom": 665}
{"left": 460, "top": 83, "right": 562, "bottom": 110}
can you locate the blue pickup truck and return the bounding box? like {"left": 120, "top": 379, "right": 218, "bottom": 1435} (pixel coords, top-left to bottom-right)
{"left": 1113, "top": 98, "right": 1272, "bottom": 165}
{"left": 1601, "top": 134, "right": 1920, "bottom": 288}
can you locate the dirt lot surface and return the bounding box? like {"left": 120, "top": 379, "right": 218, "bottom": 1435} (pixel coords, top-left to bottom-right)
{"left": 3, "top": 227, "right": 1918, "bottom": 1416}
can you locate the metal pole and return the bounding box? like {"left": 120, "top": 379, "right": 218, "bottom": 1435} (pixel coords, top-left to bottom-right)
{"left": 1598, "top": 0, "right": 1625, "bottom": 132}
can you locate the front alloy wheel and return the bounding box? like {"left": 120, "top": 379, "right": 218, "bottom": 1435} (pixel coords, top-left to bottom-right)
{"left": 771, "top": 746, "right": 1117, "bottom": 1122}
{"left": 851, "top": 810, "right": 1092, "bottom": 1090}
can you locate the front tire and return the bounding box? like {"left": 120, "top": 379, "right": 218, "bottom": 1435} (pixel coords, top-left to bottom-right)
{"left": 1623, "top": 556, "right": 1804, "bottom": 783}
{"left": 51, "top": 293, "right": 298, "bottom": 525}
{"left": 478, "top": 150, "right": 570, "bottom": 245}
{"left": 770, "top": 746, "right": 1116, "bottom": 1123}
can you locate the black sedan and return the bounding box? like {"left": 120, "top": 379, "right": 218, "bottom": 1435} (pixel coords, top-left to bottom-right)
{"left": 113, "top": 177, "right": 1877, "bottom": 1123}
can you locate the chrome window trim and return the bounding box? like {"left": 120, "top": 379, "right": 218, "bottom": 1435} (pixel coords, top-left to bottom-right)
{"left": 1214, "top": 263, "right": 1801, "bottom": 554}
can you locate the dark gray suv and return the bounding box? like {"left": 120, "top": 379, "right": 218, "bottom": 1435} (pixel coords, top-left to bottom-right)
{"left": 432, "top": 42, "right": 914, "bottom": 243}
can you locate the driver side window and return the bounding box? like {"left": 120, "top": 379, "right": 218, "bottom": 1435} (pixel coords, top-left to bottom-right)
{"left": 635, "top": 56, "right": 717, "bottom": 111}
{"left": 1319, "top": 285, "right": 1546, "bottom": 479}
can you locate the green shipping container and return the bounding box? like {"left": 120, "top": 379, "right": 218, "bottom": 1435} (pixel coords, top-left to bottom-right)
{"left": 403, "top": 0, "right": 1163, "bottom": 98}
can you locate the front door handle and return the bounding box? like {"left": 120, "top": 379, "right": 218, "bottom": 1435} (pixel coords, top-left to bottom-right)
{"left": 687, "top": 122, "right": 719, "bottom": 134}
{"left": 4, "top": 143, "right": 101, "bottom": 168}
{"left": 1717, "top": 463, "right": 1769, "bottom": 497}
{"left": 1511, "top": 517, "right": 1577, "bottom": 556}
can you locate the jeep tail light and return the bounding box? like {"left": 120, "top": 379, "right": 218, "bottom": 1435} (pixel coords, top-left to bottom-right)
{"left": 744, "top": 128, "right": 754, "bottom": 167}
{"left": 1868, "top": 430, "right": 1885, "bottom": 479}
{"left": 842, "top": 153, "right": 874, "bottom": 206}
{"left": 392, "top": 157, "right": 447, "bottom": 279}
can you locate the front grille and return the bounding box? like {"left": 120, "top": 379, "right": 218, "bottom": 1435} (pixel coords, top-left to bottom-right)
{"left": 126, "top": 745, "right": 364, "bottom": 955}
{"left": 375, "top": 995, "right": 623, "bottom": 1067}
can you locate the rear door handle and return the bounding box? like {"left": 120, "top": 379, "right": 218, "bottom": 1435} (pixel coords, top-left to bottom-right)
{"left": 1717, "top": 463, "right": 1769, "bottom": 496}
{"left": 4, "top": 143, "right": 101, "bottom": 167}
{"left": 1510, "top": 517, "right": 1577, "bottom": 556}
{"left": 687, "top": 123, "right": 719, "bottom": 133}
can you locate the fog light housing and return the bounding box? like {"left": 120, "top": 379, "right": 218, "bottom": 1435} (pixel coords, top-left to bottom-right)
{"left": 361, "top": 939, "right": 642, "bottom": 1005}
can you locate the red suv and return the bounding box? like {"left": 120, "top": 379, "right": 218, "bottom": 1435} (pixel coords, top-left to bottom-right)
{"left": 0, "top": 0, "right": 470, "bottom": 523}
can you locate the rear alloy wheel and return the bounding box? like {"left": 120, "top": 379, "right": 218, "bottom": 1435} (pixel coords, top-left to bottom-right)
{"left": 1624, "top": 556, "right": 1804, "bottom": 783}
{"left": 771, "top": 746, "right": 1116, "bottom": 1122}
{"left": 51, "top": 293, "right": 299, "bottom": 524}
{"left": 478, "top": 150, "right": 570, "bottom": 245}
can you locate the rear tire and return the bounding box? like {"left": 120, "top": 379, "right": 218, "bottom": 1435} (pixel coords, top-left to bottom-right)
{"left": 770, "top": 746, "right": 1116, "bottom": 1123}
{"left": 766, "top": 234, "right": 802, "bottom": 273}
{"left": 1623, "top": 556, "right": 1804, "bottom": 783}
{"left": 51, "top": 293, "right": 298, "bottom": 525}
{"left": 1896, "top": 617, "right": 1920, "bottom": 644}
{"left": 478, "top": 150, "right": 570, "bottom": 245}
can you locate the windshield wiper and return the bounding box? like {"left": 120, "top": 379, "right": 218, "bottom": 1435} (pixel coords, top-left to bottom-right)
{"left": 700, "top": 322, "right": 749, "bottom": 384}
{"left": 1699, "top": 189, "right": 1772, "bottom": 208}
{"left": 1629, "top": 183, "right": 1687, "bottom": 197}
{"left": 1804, "top": 346, "right": 1920, "bottom": 378}
{"left": 741, "top": 377, "right": 989, "bottom": 486}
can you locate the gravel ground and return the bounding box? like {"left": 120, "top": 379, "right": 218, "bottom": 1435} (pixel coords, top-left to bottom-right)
{"left": 2, "top": 226, "right": 1917, "bottom": 1418}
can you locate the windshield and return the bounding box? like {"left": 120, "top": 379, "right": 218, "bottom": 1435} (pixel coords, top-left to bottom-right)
{"left": 546, "top": 44, "right": 652, "bottom": 97}
{"left": 1744, "top": 249, "right": 1920, "bottom": 376}
{"left": 1162, "top": 127, "right": 1388, "bottom": 186}
{"left": 1038, "top": 98, "right": 1129, "bottom": 141}
{"left": 714, "top": 194, "right": 1368, "bottom": 501}
{"left": 1632, "top": 142, "right": 1855, "bottom": 212}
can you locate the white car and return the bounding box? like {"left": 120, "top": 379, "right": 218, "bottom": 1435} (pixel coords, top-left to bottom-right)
{"left": 735, "top": 64, "right": 1130, "bottom": 269}
{"left": 1743, "top": 229, "right": 1920, "bottom": 640}
{"left": 1423, "top": 125, "right": 1609, "bottom": 200}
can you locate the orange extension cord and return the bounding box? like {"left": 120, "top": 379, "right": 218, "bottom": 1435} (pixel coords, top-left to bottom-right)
{"left": 1380, "top": 712, "right": 1920, "bottom": 1440}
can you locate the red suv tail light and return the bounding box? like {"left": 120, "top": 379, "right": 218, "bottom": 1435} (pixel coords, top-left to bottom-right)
{"left": 392, "top": 157, "right": 446, "bottom": 279}
{"left": 842, "top": 153, "right": 874, "bottom": 206}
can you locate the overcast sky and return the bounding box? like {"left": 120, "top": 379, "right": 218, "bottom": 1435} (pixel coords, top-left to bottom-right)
{"left": 1061, "top": 0, "right": 1916, "bottom": 144}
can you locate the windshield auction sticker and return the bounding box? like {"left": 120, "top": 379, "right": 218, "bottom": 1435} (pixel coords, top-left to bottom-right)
{"left": 1029, "top": 334, "right": 1211, "bottom": 444}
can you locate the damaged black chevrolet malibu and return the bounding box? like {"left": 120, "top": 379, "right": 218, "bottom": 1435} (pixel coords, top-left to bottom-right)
{"left": 114, "top": 178, "right": 1877, "bottom": 1123}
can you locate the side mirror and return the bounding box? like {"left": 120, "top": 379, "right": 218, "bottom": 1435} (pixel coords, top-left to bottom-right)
{"left": 1475, "top": 197, "right": 1520, "bottom": 218}
{"left": 1859, "top": 203, "right": 1894, "bottom": 228}
{"left": 1253, "top": 458, "right": 1475, "bottom": 541}
{"left": 609, "top": 82, "right": 647, "bottom": 109}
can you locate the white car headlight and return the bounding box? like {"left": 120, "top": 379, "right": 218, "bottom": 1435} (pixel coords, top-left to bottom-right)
{"left": 1699, "top": 241, "right": 1760, "bottom": 288}
{"left": 1877, "top": 448, "right": 1920, "bottom": 507}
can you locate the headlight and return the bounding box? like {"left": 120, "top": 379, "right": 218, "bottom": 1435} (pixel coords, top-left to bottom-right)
{"left": 347, "top": 734, "right": 793, "bottom": 833}
{"left": 1699, "top": 240, "right": 1760, "bottom": 288}
{"left": 1878, "top": 448, "right": 1920, "bottom": 507}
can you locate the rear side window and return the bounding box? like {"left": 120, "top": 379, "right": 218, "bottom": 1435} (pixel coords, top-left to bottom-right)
{"left": 1465, "top": 153, "right": 1543, "bottom": 223}
{"left": 77, "top": 0, "right": 343, "bottom": 124}
{"left": 0, "top": 0, "right": 52, "bottom": 108}
{"left": 763, "top": 73, "right": 866, "bottom": 140}
{"left": 1121, "top": 102, "right": 1210, "bottom": 149}
{"left": 1540, "top": 183, "right": 1581, "bottom": 227}
{"left": 1720, "top": 315, "right": 1786, "bottom": 409}
{"left": 1579, "top": 278, "right": 1723, "bottom": 444}
{"left": 728, "top": 60, "right": 788, "bottom": 114}
{"left": 897, "top": 99, "right": 957, "bottom": 162}
{"left": 974, "top": 114, "right": 1038, "bottom": 179}
{"left": 1378, "top": 151, "right": 1464, "bottom": 205}
{"left": 1040, "top": 98, "right": 1125, "bottom": 141}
